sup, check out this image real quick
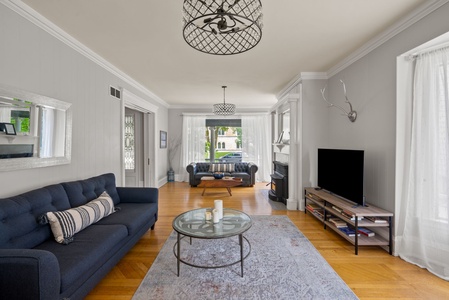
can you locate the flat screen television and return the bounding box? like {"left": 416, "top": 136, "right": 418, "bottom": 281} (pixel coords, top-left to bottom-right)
{"left": 317, "top": 148, "right": 365, "bottom": 206}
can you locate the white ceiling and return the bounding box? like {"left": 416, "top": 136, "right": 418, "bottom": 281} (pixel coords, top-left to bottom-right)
{"left": 21, "top": 0, "right": 426, "bottom": 109}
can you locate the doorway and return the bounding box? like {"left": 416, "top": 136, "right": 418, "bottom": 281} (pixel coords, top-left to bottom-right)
{"left": 124, "top": 107, "right": 144, "bottom": 187}
{"left": 121, "top": 89, "right": 158, "bottom": 187}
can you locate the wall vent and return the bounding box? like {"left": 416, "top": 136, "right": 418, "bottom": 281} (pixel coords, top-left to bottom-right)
{"left": 109, "top": 86, "right": 121, "bottom": 99}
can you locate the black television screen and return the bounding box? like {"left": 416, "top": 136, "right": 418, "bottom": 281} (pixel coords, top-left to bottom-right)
{"left": 317, "top": 148, "right": 364, "bottom": 206}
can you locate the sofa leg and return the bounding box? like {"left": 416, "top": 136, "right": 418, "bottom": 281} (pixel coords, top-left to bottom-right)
{"left": 151, "top": 224, "right": 155, "bottom": 230}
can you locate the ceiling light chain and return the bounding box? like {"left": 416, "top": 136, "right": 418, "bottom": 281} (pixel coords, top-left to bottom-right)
{"left": 183, "top": 0, "right": 263, "bottom": 55}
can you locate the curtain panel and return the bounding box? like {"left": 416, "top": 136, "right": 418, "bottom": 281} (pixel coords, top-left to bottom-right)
{"left": 396, "top": 47, "right": 449, "bottom": 280}
{"left": 179, "top": 115, "right": 207, "bottom": 182}
{"left": 242, "top": 114, "right": 272, "bottom": 182}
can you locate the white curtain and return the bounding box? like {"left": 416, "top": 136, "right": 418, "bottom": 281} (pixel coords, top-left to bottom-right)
{"left": 242, "top": 114, "right": 272, "bottom": 182}
{"left": 396, "top": 47, "right": 449, "bottom": 280}
{"left": 0, "top": 107, "right": 12, "bottom": 123}
{"left": 39, "top": 107, "right": 55, "bottom": 158}
{"left": 178, "top": 115, "right": 207, "bottom": 182}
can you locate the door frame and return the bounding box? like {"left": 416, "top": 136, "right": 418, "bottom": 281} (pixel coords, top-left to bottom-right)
{"left": 121, "top": 89, "right": 158, "bottom": 187}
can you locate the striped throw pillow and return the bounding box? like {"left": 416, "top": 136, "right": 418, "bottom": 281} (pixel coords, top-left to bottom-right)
{"left": 209, "top": 163, "right": 235, "bottom": 172}
{"left": 43, "top": 191, "right": 115, "bottom": 244}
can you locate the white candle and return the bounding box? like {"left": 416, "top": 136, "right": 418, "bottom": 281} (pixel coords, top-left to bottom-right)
{"left": 214, "top": 199, "right": 223, "bottom": 219}
{"left": 212, "top": 209, "right": 220, "bottom": 223}
{"left": 205, "top": 211, "right": 212, "bottom": 221}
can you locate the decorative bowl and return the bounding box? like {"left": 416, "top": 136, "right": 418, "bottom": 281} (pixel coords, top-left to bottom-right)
{"left": 213, "top": 172, "right": 224, "bottom": 179}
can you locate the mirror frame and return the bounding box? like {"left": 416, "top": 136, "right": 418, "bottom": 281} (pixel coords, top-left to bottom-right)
{"left": 0, "top": 83, "right": 72, "bottom": 171}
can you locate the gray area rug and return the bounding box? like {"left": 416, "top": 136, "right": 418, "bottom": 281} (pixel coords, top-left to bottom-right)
{"left": 260, "top": 189, "right": 287, "bottom": 210}
{"left": 133, "top": 215, "right": 358, "bottom": 300}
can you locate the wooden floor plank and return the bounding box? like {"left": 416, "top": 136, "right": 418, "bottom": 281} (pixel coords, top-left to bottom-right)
{"left": 85, "top": 182, "right": 449, "bottom": 300}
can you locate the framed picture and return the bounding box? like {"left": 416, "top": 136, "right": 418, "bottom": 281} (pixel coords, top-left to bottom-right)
{"left": 4, "top": 123, "right": 16, "bottom": 135}
{"left": 160, "top": 131, "right": 167, "bottom": 148}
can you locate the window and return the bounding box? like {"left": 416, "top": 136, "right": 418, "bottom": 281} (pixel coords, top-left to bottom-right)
{"left": 205, "top": 119, "right": 242, "bottom": 162}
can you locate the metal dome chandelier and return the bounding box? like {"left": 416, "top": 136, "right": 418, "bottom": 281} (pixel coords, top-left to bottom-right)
{"left": 183, "top": 0, "right": 263, "bottom": 55}
{"left": 213, "top": 86, "right": 236, "bottom": 115}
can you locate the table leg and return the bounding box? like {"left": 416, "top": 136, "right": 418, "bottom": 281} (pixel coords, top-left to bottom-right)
{"left": 239, "top": 234, "right": 244, "bottom": 277}
{"left": 227, "top": 187, "right": 232, "bottom": 196}
{"left": 177, "top": 232, "right": 181, "bottom": 276}
{"left": 202, "top": 187, "right": 206, "bottom": 196}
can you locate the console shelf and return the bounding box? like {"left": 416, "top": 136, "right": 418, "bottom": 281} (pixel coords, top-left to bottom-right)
{"left": 304, "top": 187, "right": 393, "bottom": 255}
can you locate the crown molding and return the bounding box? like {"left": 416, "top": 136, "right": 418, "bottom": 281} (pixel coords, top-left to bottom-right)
{"left": 299, "top": 72, "right": 328, "bottom": 80}
{"left": 1, "top": 0, "right": 170, "bottom": 108}
{"left": 276, "top": 72, "right": 327, "bottom": 101}
{"left": 327, "top": 0, "right": 449, "bottom": 77}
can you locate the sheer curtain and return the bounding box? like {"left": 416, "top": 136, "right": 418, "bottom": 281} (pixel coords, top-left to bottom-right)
{"left": 242, "top": 114, "right": 271, "bottom": 182}
{"left": 39, "top": 107, "right": 55, "bottom": 158}
{"left": 396, "top": 47, "right": 449, "bottom": 279}
{"left": 178, "top": 115, "right": 206, "bottom": 182}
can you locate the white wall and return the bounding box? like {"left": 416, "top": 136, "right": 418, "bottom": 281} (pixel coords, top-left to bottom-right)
{"left": 326, "top": 2, "right": 449, "bottom": 212}
{"left": 301, "top": 79, "right": 330, "bottom": 191}
{"left": 0, "top": 4, "right": 168, "bottom": 197}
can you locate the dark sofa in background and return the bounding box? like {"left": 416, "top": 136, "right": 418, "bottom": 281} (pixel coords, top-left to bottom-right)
{"left": 0, "top": 173, "right": 158, "bottom": 300}
{"left": 186, "top": 162, "right": 258, "bottom": 187}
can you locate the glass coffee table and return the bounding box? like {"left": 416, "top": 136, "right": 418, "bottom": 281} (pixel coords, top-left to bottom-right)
{"left": 172, "top": 208, "right": 252, "bottom": 277}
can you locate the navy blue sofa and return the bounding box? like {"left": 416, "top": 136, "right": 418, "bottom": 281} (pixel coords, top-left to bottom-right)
{"left": 186, "top": 162, "right": 258, "bottom": 187}
{"left": 0, "top": 173, "right": 158, "bottom": 300}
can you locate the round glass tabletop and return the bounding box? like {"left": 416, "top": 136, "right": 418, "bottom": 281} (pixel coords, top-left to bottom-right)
{"left": 172, "top": 208, "right": 252, "bottom": 239}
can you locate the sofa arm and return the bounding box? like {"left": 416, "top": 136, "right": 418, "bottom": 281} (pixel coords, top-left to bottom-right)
{"left": 186, "top": 162, "right": 197, "bottom": 186}
{"left": 116, "top": 187, "right": 158, "bottom": 204}
{"left": 0, "top": 249, "right": 60, "bottom": 300}
{"left": 186, "top": 162, "right": 197, "bottom": 174}
{"left": 247, "top": 162, "right": 259, "bottom": 186}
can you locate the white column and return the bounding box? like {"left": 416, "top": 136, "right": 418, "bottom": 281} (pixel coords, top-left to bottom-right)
{"left": 287, "top": 93, "right": 300, "bottom": 210}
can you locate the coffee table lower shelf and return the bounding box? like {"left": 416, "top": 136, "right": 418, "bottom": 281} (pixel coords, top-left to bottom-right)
{"left": 173, "top": 234, "right": 251, "bottom": 277}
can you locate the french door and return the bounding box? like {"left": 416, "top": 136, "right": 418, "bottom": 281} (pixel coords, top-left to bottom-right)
{"left": 124, "top": 107, "right": 144, "bottom": 187}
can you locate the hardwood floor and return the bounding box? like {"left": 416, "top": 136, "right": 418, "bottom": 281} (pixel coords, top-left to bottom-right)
{"left": 85, "top": 182, "right": 449, "bottom": 299}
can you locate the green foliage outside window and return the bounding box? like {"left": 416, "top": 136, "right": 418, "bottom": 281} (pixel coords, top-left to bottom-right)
{"left": 10, "top": 115, "right": 30, "bottom": 134}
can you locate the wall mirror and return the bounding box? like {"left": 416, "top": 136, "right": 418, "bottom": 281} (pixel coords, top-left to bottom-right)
{"left": 0, "top": 83, "right": 72, "bottom": 171}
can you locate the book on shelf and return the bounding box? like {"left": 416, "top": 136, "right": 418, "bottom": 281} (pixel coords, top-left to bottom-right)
{"left": 342, "top": 210, "right": 363, "bottom": 221}
{"left": 306, "top": 204, "right": 324, "bottom": 219}
{"left": 341, "top": 211, "right": 363, "bottom": 221}
{"left": 339, "top": 227, "right": 360, "bottom": 237}
{"left": 328, "top": 217, "right": 347, "bottom": 228}
{"left": 314, "top": 210, "right": 324, "bottom": 219}
{"left": 307, "top": 193, "right": 324, "bottom": 203}
{"left": 306, "top": 202, "right": 321, "bottom": 210}
{"left": 365, "top": 216, "right": 388, "bottom": 223}
{"left": 332, "top": 206, "right": 342, "bottom": 213}
{"left": 357, "top": 227, "right": 375, "bottom": 237}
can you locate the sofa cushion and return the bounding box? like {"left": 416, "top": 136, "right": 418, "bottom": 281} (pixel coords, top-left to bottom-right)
{"left": 96, "top": 202, "right": 157, "bottom": 236}
{"left": 34, "top": 224, "right": 128, "bottom": 293}
{"left": 61, "top": 173, "right": 121, "bottom": 207}
{"left": 195, "top": 163, "right": 211, "bottom": 172}
{"left": 209, "top": 163, "right": 235, "bottom": 172}
{"left": 42, "top": 192, "right": 115, "bottom": 244}
{"left": 230, "top": 172, "right": 250, "bottom": 181}
{"left": 0, "top": 184, "right": 71, "bottom": 249}
{"left": 234, "top": 163, "right": 249, "bottom": 172}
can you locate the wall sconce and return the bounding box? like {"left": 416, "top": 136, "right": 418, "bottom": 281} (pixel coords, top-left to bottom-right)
{"left": 320, "top": 80, "right": 357, "bottom": 122}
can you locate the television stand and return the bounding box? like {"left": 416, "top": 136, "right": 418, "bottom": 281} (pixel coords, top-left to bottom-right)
{"left": 304, "top": 187, "right": 393, "bottom": 255}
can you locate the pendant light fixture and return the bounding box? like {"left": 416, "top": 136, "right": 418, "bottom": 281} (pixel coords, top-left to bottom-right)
{"left": 183, "top": 0, "right": 263, "bottom": 55}
{"left": 213, "top": 86, "right": 236, "bottom": 115}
